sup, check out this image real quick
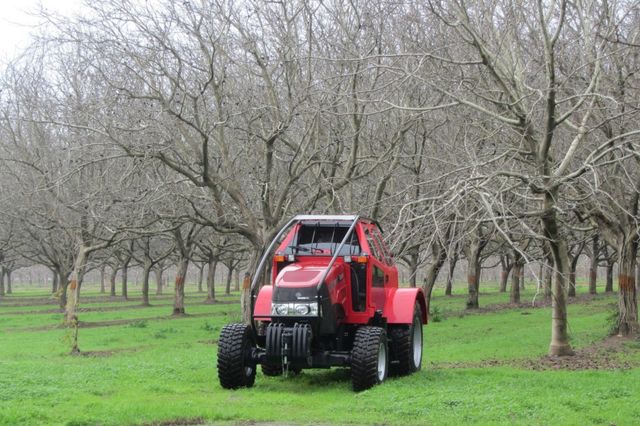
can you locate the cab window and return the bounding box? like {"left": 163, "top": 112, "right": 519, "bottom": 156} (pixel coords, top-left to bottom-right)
{"left": 372, "top": 265, "right": 385, "bottom": 288}
{"left": 372, "top": 229, "right": 392, "bottom": 265}
{"left": 285, "top": 224, "right": 361, "bottom": 256}
{"left": 364, "top": 229, "right": 381, "bottom": 259}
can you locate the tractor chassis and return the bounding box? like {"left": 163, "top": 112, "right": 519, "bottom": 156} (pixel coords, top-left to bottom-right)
{"left": 249, "top": 322, "right": 351, "bottom": 369}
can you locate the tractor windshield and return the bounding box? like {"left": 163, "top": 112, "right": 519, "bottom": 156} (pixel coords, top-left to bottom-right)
{"left": 285, "top": 223, "right": 361, "bottom": 256}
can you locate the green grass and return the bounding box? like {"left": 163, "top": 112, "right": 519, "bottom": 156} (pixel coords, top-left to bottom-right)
{"left": 0, "top": 282, "right": 638, "bottom": 425}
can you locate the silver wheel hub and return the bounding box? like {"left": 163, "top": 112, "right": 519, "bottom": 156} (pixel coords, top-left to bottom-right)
{"left": 377, "top": 342, "right": 387, "bottom": 381}
{"left": 413, "top": 324, "right": 422, "bottom": 367}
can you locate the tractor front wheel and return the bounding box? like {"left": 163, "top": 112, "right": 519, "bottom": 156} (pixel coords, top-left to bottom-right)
{"left": 351, "top": 326, "right": 388, "bottom": 391}
{"left": 217, "top": 323, "right": 256, "bottom": 389}
{"left": 389, "top": 302, "right": 423, "bottom": 376}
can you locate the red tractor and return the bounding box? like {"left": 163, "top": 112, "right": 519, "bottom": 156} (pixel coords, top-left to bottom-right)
{"left": 217, "top": 215, "right": 427, "bottom": 391}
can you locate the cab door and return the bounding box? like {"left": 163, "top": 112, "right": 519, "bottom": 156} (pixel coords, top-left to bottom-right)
{"left": 372, "top": 227, "right": 398, "bottom": 288}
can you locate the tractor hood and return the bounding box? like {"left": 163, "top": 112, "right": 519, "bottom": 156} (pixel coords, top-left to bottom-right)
{"left": 272, "top": 263, "right": 343, "bottom": 302}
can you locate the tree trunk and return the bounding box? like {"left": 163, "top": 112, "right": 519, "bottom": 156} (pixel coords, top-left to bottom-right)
{"left": 568, "top": 242, "right": 585, "bottom": 297}
{"left": 568, "top": 268, "right": 577, "bottom": 297}
{"left": 605, "top": 261, "right": 614, "bottom": 293}
{"left": 421, "top": 239, "right": 447, "bottom": 314}
{"left": 225, "top": 265, "right": 233, "bottom": 295}
{"left": 58, "top": 270, "right": 70, "bottom": 309}
{"left": 465, "top": 254, "right": 481, "bottom": 310}
{"left": 99, "top": 266, "right": 106, "bottom": 293}
{"left": 242, "top": 271, "right": 252, "bottom": 324}
{"left": 121, "top": 261, "right": 129, "bottom": 300}
{"left": 205, "top": 257, "right": 217, "bottom": 303}
{"left": 78, "top": 271, "right": 85, "bottom": 290}
{"left": 109, "top": 267, "right": 117, "bottom": 297}
{"left": 617, "top": 237, "right": 639, "bottom": 336}
{"left": 541, "top": 192, "right": 574, "bottom": 356}
{"left": 154, "top": 268, "right": 163, "bottom": 295}
{"left": 0, "top": 268, "right": 5, "bottom": 297}
{"left": 499, "top": 255, "right": 512, "bottom": 293}
{"left": 65, "top": 248, "right": 89, "bottom": 354}
{"left": 537, "top": 262, "right": 543, "bottom": 291}
{"left": 5, "top": 270, "right": 11, "bottom": 294}
{"left": 544, "top": 257, "right": 553, "bottom": 301}
{"left": 51, "top": 270, "right": 58, "bottom": 294}
{"left": 197, "top": 263, "right": 204, "bottom": 293}
{"left": 234, "top": 269, "right": 240, "bottom": 292}
{"left": 141, "top": 263, "right": 152, "bottom": 306}
{"left": 588, "top": 236, "right": 598, "bottom": 295}
{"left": 172, "top": 257, "right": 189, "bottom": 315}
{"left": 519, "top": 267, "right": 525, "bottom": 291}
{"left": 511, "top": 262, "right": 522, "bottom": 304}
{"left": 445, "top": 254, "right": 458, "bottom": 296}
{"left": 408, "top": 249, "right": 419, "bottom": 288}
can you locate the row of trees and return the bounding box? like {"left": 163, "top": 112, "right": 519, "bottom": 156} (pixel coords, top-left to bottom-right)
{"left": 1, "top": 0, "right": 639, "bottom": 355}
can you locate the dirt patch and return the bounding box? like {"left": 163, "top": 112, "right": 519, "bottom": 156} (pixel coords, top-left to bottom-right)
{"left": 0, "top": 294, "right": 236, "bottom": 308}
{"left": 70, "top": 347, "right": 140, "bottom": 358}
{"left": 8, "top": 311, "right": 228, "bottom": 333}
{"left": 234, "top": 423, "right": 303, "bottom": 426}
{"left": 0, "top": 299, "right": 237, "bottom": 314}
{"left": 76, "top": 313, "right": 206, "bottom": 329}
{"left": 432, "top": 335, "right": 640, "bottom": 371}
{"left": 443, "top": 293, "right": 612, "bottom": 319}
{"left": 143, "top": 417, "right": 206, "bottom": 426}
{"left": 524, "top": 335, "right": 639, "bottom": 371}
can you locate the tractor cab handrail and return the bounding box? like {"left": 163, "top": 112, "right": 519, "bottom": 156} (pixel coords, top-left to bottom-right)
{"left": 249, "top": 216, "right": 300, "bottom": 295}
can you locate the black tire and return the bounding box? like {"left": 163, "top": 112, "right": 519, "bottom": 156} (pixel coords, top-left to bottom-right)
{"left": 261, "top": 364, "right": 283, "bottom": 377}
{"left": 217, "top": 323, "right": 256, "bottom": 389}
{"left": 261, "top": 364, "right": 302, "bottom": 377}
{"left": 389, "top": 303, "right": 423, "bottom": 376}
{"left": 351, "top": 326, "right": 388, "bottom": 392}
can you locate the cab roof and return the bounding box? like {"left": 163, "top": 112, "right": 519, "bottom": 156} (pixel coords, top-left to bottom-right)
{"left": 292, "top": 215, "right": 382, "bottom": 232}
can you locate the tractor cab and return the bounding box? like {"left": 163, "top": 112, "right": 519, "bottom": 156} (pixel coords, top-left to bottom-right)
{"left": 256, "top": 216, "right": 400, "bottom": 332}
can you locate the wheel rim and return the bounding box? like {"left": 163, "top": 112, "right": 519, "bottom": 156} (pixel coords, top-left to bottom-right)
{"left": 412, "top": 323, "right": 422, "bottom": 367}
{"left": 377, "top": 342, "right": 387, "bottom": 382}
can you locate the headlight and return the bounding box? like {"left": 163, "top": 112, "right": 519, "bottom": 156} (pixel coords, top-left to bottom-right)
{"left": 273, "top": 303, "right": 289, "bottom": 316}
{"left": 295, "top": 304, "right": 310, "bottom": 315}
{"left": 271, "top": 302, "right": 319, "bottom": 316}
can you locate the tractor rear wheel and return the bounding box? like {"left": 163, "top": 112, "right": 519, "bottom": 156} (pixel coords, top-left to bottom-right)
{"left": 389, "top": 303, "right": 423, "bottom": 376}
{"left": 217, "top": 323, "right": 256, "bottom": 389}
{"left": 351, "top": 326, "right": 388, "bottom": 391}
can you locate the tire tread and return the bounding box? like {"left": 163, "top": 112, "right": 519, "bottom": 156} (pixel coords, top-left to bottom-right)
{"left": 351, "top": 326, "right": 387, "bottom": 391}
{"left": 217, "top": 323, "right": 255, "bottom": 389}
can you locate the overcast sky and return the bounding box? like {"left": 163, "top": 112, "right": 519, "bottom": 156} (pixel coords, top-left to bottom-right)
{"left": 0, "top": 0, "right": 82, "bottom": 63}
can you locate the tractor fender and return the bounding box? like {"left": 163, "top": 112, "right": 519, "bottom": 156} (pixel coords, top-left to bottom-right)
{"left": 253, "top": 285, "right": 273, "bottom": 320}
{"left": 383, "top": 287, "right": 428, "bottom": 325}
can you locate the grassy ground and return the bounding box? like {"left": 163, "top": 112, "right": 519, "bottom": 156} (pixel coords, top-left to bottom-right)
{"left": 0, "top": 281, "right": 639, "bottom": 425}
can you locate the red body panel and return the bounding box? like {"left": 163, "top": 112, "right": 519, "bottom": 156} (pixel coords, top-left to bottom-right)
{"left": 383, "top": 287, "right": 428, "bottom": 324}
{"left": 254, "top": 285, "right": 273, "bottom": 320}
{"left": 254, "top": 218, "right": 422, "bottom": 326}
